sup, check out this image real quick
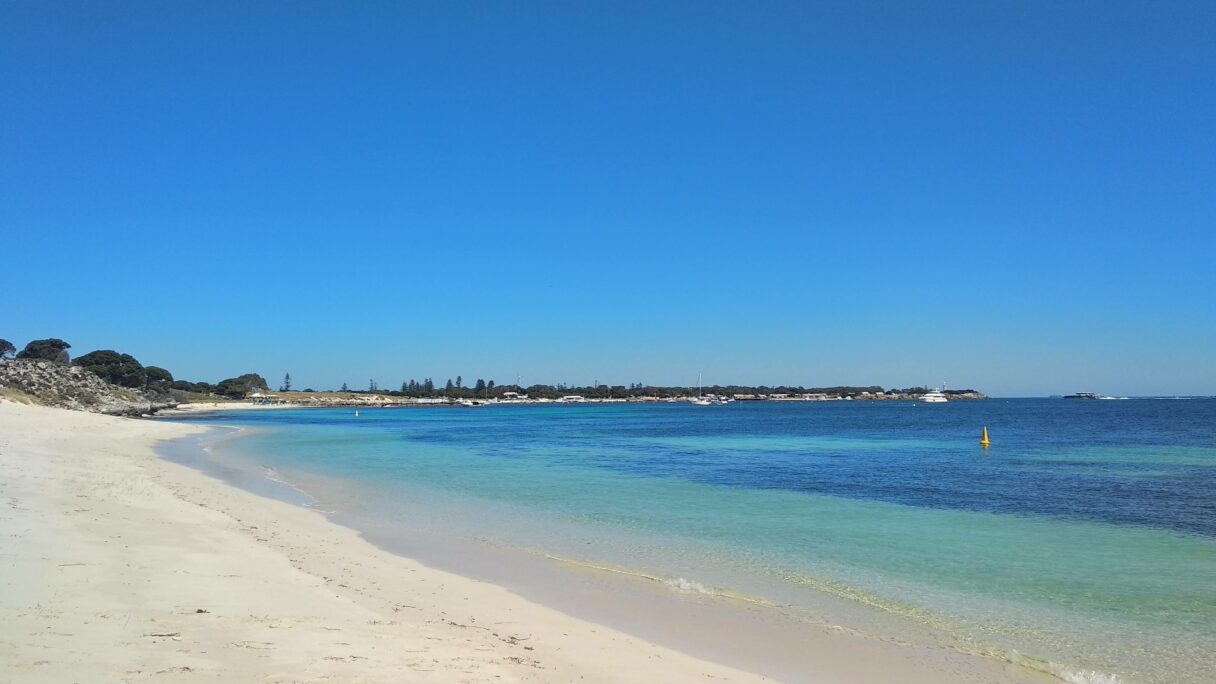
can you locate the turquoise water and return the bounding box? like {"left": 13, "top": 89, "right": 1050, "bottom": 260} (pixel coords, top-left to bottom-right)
{"left": 171, "top": 399, "right": 1216, "bottom": 683}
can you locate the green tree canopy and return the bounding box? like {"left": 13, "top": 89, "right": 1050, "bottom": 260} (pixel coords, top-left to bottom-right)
{"left": 171, "top": 379, "right": 213, "bottom": 394}
{"left": 215, "top": 373, "right": 270, "bottom": 398}
{"left": 17, "top": 338, "right": 71, "bottom": 363}
{"left": 73, "top": 350, "right": 147, "bottom": 388}
{"left": 144, "top": 366, "right": 174, "bottom": 392}
{"left": 0, "top": 339, "right": 15, "bottom": 359}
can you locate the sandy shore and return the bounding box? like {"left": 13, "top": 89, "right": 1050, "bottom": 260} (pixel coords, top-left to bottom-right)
{"left": 156, "top": 401, "right": 301, "bottom": 414}
{"left": 1, "top": 401, "right": 783, "bottom": 683}
{"left": 1, "top": 401, "right": 1046, "bottom": 683}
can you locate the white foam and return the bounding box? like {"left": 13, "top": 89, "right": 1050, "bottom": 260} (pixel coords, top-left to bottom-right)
{"left": 664, "top": 577, "right": 714, "bottom": 595}
{"left": 1057, "top": 669, "right": 1121, "bottom": 684}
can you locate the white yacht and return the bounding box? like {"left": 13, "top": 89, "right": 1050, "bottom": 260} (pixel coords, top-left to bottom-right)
{"left": 921, "top": 388, "right": 948, "bottom": 403}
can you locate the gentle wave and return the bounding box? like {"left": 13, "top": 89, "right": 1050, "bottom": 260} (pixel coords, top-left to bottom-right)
{"left": 780, "top": 573, "right": 1130, "bottom": 684}
{"left": 259, "top": 464, "right": 321, "bottom": 506}
{"left": 664, "top": 576, "right": 714, "bottom": 594}
{"left": 1057, "top": 670, "right": 1122, "bottom": 684}
{"left": 542, "top": 554, "right": 777, "bottom": 608}
{"left": 549, "top": 553, "right": 1128, "bottom": 684}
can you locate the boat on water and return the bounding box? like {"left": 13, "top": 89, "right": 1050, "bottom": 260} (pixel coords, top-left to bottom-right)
{"left": 1064, "top": 392, "right": 1100, "bottom": 399}
{"left": 690, "top": 373, "right": 712, "bottom": 406}
{"left": 921, "top": 387, "right": 948, "bottom": 403}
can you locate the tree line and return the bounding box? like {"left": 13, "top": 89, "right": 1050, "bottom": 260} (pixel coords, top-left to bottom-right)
{"left": 2, "top": 337, "right": 979, "bottom": 403}
{"left": 329, "top": 381, "right": 956, "bottom": 400}
{"left": 0, "top": 337, "right": 268, "bottom": 399}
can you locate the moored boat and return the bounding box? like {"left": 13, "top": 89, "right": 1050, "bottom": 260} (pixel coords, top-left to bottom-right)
{"left": 921, "top": 388, "right": 948, "bottom": 403}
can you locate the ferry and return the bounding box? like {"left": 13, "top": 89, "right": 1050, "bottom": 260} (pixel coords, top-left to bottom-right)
{"left": 1064, "top": 392, "right": 1100, "bottom": 399}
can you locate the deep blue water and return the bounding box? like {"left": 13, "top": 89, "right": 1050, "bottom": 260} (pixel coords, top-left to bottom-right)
{"left": 180, "top": 398, "right": 1216, "bottom": 536}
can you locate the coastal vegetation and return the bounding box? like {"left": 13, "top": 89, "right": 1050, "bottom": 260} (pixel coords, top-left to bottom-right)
{"left": 318, "top": 380, "right": 987, "bottom": 402}
{"left": 215, "top": 373, "right": 270, "bottom": 399}
{"left": 0, "top": 359, "right": 170, "bottom": 415}
{"left": 0, "top": 336, "right": 265, "bottom": 407}
{"left": 0, "top": 336, "right": 986, "bottom": 409}
{"left": 15, "top": 338, "right": 71, "bottom": 363}
{"left": 361, "top": 382, "right": 984, "bottom": 401}
{"left": 73, "top": 350, "right": 149, "bottom": 388}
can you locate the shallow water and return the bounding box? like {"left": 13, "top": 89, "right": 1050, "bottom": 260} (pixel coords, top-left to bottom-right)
{"left": 166, "top": 398, "right": 1216, "bottom": 683}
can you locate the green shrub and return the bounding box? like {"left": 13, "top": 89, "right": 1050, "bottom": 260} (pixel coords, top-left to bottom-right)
{"left": 17, "top": 338, "right": 71, "bottom": 363}
{"left": 73, "top": 350, "right": 146, "bottom": 388}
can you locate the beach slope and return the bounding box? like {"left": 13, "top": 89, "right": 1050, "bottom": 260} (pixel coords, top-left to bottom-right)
{"left": 0, "top": 401, "right": 778, "bottom": 683}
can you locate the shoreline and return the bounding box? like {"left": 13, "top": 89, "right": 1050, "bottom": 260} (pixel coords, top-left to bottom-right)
{"left": 2, "top": 401, "right": 1051, "bottom": 683}
{"left": 155, "top": 390, "right": 991, "bottom": 416}
{"left": 1, "top": 401, "right": 778, "bottom": 682}
{"left": 162, "top": 427, "right": 1050, "bottom": 684}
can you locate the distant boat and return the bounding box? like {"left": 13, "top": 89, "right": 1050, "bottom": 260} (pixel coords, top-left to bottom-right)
{"left": 921, "top": 387, "right": 948, "bottom": 403}
{"left": 690, "top": 373, "right": 712, "bottom": 406}
{"left": 1064, "top": 392, "right": 1100, "bottom": 399}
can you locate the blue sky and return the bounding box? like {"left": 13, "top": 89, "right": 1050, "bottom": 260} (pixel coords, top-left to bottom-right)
{"left": 2, "top": 2, "right": 1213, "bottom": 396}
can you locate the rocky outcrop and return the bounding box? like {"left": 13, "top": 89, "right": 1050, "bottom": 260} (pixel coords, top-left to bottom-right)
{"left": 0, "top": 359, "right": 176, "bottom": 416}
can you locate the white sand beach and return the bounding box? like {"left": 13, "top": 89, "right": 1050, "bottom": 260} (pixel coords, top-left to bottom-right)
{"left": 0, "top": 401, "right": 1043, "bottom": 683}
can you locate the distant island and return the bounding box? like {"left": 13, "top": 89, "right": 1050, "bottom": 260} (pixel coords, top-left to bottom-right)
{"left": 0, "top": 336, "right": 987, "bottom": 413}
{"left": 245, "top": 384, "right": 989, "bottom": 406}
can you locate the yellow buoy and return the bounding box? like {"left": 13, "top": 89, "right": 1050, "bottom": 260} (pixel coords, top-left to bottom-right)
{"left": 980, "top": 426, "right": 990, "bottom": 447}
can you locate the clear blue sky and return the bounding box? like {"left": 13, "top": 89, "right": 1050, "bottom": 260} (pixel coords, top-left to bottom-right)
{"left": 3, "top": 2, "right": 1213, "bottom": 396}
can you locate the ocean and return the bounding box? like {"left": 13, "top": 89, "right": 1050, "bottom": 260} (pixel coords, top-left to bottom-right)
{"left": 163, "top": 398, "right": 1216, "bottom": 683}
